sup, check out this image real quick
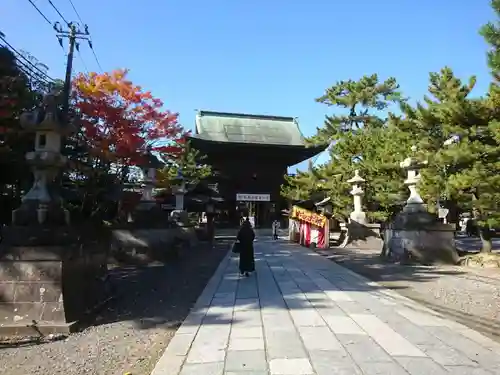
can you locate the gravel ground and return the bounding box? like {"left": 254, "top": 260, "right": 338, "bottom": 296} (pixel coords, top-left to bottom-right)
{"left": 0, "top": 240, "right": 230, "bottom": 375}
{"left": 319, "top": 245, "right": 500, "bottom": 342}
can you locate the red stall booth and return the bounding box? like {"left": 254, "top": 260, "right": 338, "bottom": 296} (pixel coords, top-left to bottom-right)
{"left": 288, "top": 205, "right": 329, "bottom": 249}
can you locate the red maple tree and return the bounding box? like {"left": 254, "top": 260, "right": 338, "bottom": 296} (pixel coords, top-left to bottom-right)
{"left": 72, "top": 69, "right": 186, "bottom": 168}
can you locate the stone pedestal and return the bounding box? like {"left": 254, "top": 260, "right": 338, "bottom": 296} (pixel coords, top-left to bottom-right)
{"left": 383, "top": 211, "right": 458, "bottom": 264}
{"left": 339, "top": 221, "right": 383, "bottom": 250}
{"left": 131, "top": 203, "right": 171, "bottom": 225}
{"left": 382, "top": 146, "right": 459, "bottom": 264}
{"left": 0, "top": 226, "right": 110, "bottom": 336}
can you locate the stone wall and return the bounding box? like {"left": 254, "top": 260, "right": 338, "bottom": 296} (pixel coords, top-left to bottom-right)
{"left": 0, "top": 223, "right": 204, "bottom": 336}
{"left": 110, "top": 226, "right": 199, "bottom": 264}
{"left": 0, "top": 226, "right": 109, "bottom": 335}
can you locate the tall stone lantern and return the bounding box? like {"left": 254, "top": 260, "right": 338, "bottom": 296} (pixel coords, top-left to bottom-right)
{"left": 0, "top": 92, "right": 113, "bottom": 335}
{"left": 400, "top": 145, "right": 428, "bottom": 213}
{"left": 381, "top": 145, "right": 458, "bottom": 265}
{"left": 170, "top": 168, "right": 188, "bottom": 224}
{"left": 172, "top": 168, "right": 186, "bottom": 211}
{"left": 138, "top": 147, "right": 163, "bottom": 208}
{"left": 14, "top": 91, "right": 74, "bottom": 225}
{"left": 347, "top": 169, "right": 367, "bottom": 224}
{"left": 339, "top": 170, "right": 382, "bottom": 249}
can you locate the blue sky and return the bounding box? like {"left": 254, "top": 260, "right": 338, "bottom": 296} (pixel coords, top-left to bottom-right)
{"left": 1, "top": 0, "right": 496, "bottom": 171}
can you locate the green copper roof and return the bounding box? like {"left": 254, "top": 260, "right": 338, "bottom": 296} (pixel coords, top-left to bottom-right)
{"left": 194, "top": 110, "right": 307, "bottom": 146}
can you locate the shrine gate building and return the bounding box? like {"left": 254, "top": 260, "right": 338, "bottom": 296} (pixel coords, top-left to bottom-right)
{"left": 188, "top": 110, "right": 325, "bottom": 228}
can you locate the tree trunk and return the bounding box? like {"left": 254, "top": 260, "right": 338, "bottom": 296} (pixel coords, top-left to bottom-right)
{"left": 479, "top": 226, "right": 493, "bottom": 253}
{"left": 471, "top": 191, "right": 492, "bottom": 253}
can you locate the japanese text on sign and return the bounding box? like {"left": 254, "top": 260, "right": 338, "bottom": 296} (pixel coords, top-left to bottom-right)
{"left": 290, "top": 206, "right": 327, "bottom": 228}
{"left": 236, "top": 193, "right": 271, "bottom": 202}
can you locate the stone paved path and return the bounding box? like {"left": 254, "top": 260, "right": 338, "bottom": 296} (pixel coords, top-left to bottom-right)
{"left": 151, "top": 238, "right": 500, "bottom": 375}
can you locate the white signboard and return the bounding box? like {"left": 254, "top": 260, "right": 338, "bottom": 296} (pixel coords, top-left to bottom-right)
{"left": 236, "top": 193, "right": 270, "bottom": 202}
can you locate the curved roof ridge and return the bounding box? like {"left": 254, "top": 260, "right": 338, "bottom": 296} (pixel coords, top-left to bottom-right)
{"left": 198, "top": 110, "right": 295, "bottom": 122}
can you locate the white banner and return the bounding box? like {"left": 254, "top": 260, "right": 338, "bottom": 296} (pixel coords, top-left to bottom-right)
{"left": 236, "top": 193, "right": 270, "bottom": 202}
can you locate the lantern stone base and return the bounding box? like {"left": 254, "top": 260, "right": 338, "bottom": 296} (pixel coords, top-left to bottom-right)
{"left": 339, "top": 221, "right": 383, "bottom": 250}
{"left": 129, "top": 203, "right": 171, "bottom": 227}
{"left": 382, "top": 210, "right": 459, "bottom": 265}
{"left": 0, "top": 226, "right": 110, "bottom": 336}
{"left": 12, "top": 200, "right": 68, "bottom": 226}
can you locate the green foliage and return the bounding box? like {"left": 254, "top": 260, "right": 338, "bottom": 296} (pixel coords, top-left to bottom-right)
{"left": 480, "top": 0, "right": 500, "bottom": 82}
{"left": 0, "top": 47, "right": 40, "bottom": 196}
{"left": 158, "top": 140, "right": 211, "bottom": 186}
{"left": 284, "top": 74, "right": 409, "bottom": 222}
{"left": 399, "top": 68, "right": 478, "bottom": 209}
{"left": 281, "top": 168, "right": 321, "bottom": 202}
{"left": 308, "top": 74, "right": 405, "bottom": 145}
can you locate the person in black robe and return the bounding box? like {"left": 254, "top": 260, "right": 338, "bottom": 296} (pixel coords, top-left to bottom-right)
{"left": 237, "top": 218, "right": 255, "bottom": 276}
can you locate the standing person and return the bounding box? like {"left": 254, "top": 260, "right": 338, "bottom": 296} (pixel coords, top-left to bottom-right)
{"left": 272, "top": 219, "right": 280, "bottom": 240}
{"left": 237, "top": 217, "right": 255, "bottom": 277}
{"left": 466, "top": 218, "right": 476, "bottom": 237}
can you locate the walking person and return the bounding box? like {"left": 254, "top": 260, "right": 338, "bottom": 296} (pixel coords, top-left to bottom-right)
{"left": 237, "top": 217, "right": 255, "bottom": 277}
{"left": 272, "top": 219, "right": 280, "bottom": 240}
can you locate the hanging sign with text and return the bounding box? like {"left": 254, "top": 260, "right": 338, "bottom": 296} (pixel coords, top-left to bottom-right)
{"left": 236, "top": 193, "right": 271, "bottom": 202}
{"left": 290, "top": 205, "right": 327, "bottom": 228}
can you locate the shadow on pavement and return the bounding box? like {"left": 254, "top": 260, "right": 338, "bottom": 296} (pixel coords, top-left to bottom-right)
{"left": 312, "top": 243, "right": 500, "bottom": 342}
{"left": 83, "top": 239, "right": 232, "bottom": 331}
{"left": 175, "top": 238, "right": 456, "bottom": 330}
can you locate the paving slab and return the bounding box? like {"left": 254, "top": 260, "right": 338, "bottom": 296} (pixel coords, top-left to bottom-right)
{"left": 151, "top": 238, "right": 500, "bottom": 375}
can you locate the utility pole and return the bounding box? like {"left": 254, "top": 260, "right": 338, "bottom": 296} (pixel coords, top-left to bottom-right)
{"left": 54, "top": 21, "right": 90, "bottom": 122}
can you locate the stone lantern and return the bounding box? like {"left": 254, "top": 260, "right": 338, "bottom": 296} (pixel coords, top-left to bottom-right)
{"left": 381, "top": 145, "right": 458, "bottom": 265}
{"left": 14, "top": 91, "right": 74, "bottom": 225}
{"left": 138, "top": 147, "right": 163, "bottom": 207}
{"left": 172, "top": 168, "right": 186, "bottom": 211}
{"left": 347, "top": 169, "right": 367, "bottom": 224}
{"left": 170, "top": 168, "right": 188, "bottom": 224}
{"left": 339, "top": 170, "right": 382, "bottom": 249}
{"left": 0, "top": 91, "right": 114, "bottom": 335}
{"left": 400, "top": 145, "right": 428, "bottom": 213}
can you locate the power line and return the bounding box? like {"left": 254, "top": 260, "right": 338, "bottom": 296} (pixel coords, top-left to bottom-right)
{"left": 54, "top": 22, "right": 91, "bottom": 120}
{"left": 47, "top": 0, "right": 70, "bottom": 26}
{"left": 1, "top": 45, "right": 53, "bottom": 85}
{"left": 0, "top": 35, "right": 55, "bottom": 82}
{"left": 17, "top": 62, "right": 53, "bottom": 85}
{"left": 77, "top": 47, "right": 88, "bottom": 73}
{"left": 88, "top": 43, "right": 103, "bottom": 71}
{"left": 26, "top": 0, "right": 52, "bottom": 26}
{"left": 26, "top": 0, "right": 68, "bottom": 64}
{"left": 67, "top": 0, "right": 85, "bottom": 26}
{"left": 65, "top": 0, "right": 103, "bottom": 71}
{"left": 13, "top": 59, "right": 53, "bottom": 86}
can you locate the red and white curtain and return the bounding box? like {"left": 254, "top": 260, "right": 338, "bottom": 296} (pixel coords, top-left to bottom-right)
{"left": 289, "top": 218, "right": 328, "bottom": 249}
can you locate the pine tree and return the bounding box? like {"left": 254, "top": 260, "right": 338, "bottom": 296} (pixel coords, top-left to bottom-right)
{"left": 400, "top": 68, "right": 477, "bottom": 214}
{"left": 405, "top": 65, "right": 500, "bottom": 253}
{"left": 281, "top": 167, "right": 320, "bottom": 202}
{"left": 157, "top": 139, "right": 211, "bottom": 187}
{"left": 289, "top": 74, "right": 409, "bottom": 222}
{"left": 481, "top": 0, "right": 500, "bottom": 83}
